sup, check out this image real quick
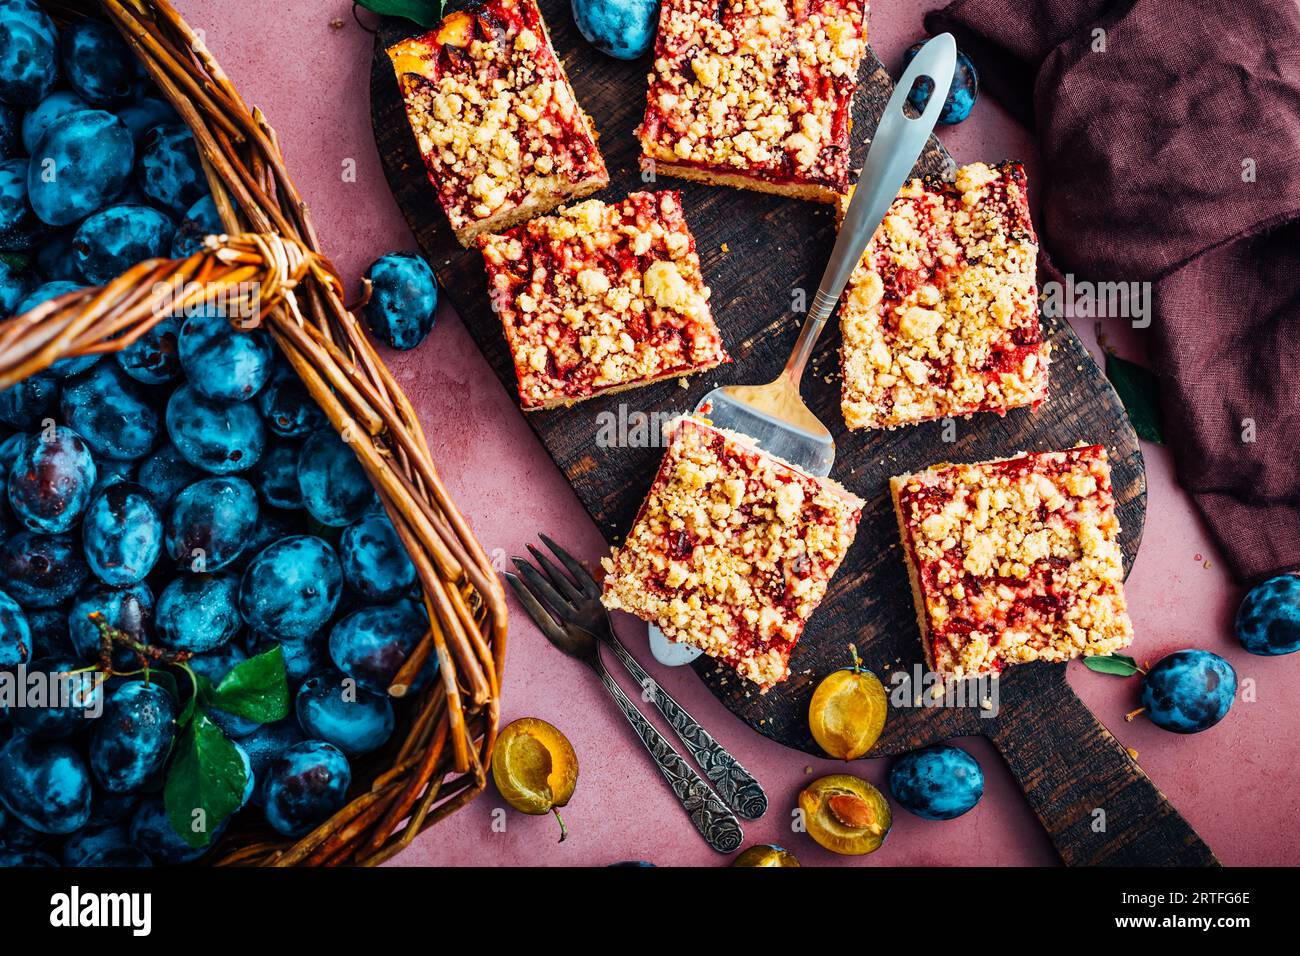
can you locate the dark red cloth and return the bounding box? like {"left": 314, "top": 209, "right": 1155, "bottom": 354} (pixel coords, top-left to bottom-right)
{"left": 926, "top": 0, "right": 1300, "bottom": 582}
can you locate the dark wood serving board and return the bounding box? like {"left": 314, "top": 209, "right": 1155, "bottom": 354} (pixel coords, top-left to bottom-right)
{"left": 370, "top": 1, "right": 1216, "bottom": 865}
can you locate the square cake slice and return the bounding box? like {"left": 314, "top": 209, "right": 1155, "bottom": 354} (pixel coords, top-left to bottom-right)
{"left": 890, "top": 445, "right": 1134, "bottom": 679}
{"left": 386, "top": 0, "right": 609, "bottom": 247}
{"left": 840, "top": 162, "right": 1049, "bottom": 430}
{"left": 602, "top": 417, "right": 864, "bottom": 690}
{"left": 479, "top": 191, "right": 728, "bottom": 410}
{"left": 636, "top": 0, "right": 869, "bottom": 203}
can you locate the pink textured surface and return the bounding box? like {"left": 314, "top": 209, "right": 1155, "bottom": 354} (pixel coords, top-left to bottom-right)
{"left": 175, "top": 0, "right": 1299, "bottom": 866}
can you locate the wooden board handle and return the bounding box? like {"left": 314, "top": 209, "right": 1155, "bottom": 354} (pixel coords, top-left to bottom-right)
{"left": 987, "top": 675, "right": 1218, "bottom": 866}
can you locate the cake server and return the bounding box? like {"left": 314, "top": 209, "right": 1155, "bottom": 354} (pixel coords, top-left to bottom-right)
{"left": 649, "top": 33, "right": 958, "bottom": 666}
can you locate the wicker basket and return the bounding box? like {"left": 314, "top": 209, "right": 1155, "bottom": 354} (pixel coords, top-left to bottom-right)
{"left": 0, "top": 0, "right": 507, "bottom": 866}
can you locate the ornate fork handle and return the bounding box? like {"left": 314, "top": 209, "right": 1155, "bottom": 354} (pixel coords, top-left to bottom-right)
{"left": 604, "top": 636, "right": 768, "bottom": 821}
{"left": 595, "top": 666, "right": 744, "bottom": 854}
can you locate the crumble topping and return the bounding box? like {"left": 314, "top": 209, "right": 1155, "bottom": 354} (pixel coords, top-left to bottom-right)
{"left": 840, "top": 161, "right": 1050, "bottom": 430}
{"left": 478, "top": 192, "right": 728, "bottom": 409}
{"left": 891, "top": 445, "right": 1133, "bottom": 678}
{"left": 637, "top": 0, "right": 869, "bottom": 198}
{"left": 387, "top": 0, "right": 607, "bottom": 244}
{"left": 602, "top": 417, "right": 863, "bottom": 689}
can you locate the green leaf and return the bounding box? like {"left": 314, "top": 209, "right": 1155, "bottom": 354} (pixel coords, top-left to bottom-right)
{"left": 208, "top": 645, "right": 290, "bottom": 723}
{"left": 1104, "top": 352, "right": 1164, "bottom": 444}
{"left": 1083, "top": 653, "right": 1141, "bottom": 677}
{"left": 355, "top": 0, "right": 444, "bottom": 27}
{"left": 0, "top": 251, "right": 31, "bottom": 271}
{"left": 164, "top": 712, "right": 248, "bottom": 849}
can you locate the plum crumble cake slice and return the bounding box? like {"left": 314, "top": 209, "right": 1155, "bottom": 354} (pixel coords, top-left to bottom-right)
{"left": 602, "top": 417, "right": 864, "bottom": 690}
{"left": 840, "top": 162, "right": 1050, "bottom": 430}
{"left": 637, "top": 0, "right": 869, "bottom": 203}
{"left": 890, "top": 445, "right": 1134, "bottom": 679}
{"left": 386, "top": 0, "right": 608, "bottom": 247}
{"left": 478, "top": 191, "right": 728, "bottom": 410}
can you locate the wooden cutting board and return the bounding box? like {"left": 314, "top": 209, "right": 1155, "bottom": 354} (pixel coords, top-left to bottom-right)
{"left": 370, "top": 1, "right": 1216, "bottom": 865}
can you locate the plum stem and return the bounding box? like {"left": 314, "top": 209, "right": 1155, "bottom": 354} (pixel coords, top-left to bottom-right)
{"left": 1124, "top": 706, "right": 1147, "bottom": 722}
{"left": 847, "top": 642, "right": 862, "bottom": 674}
{"left": 551, "top": 807, "right": 569, "bottom": 843}
{"left": 90, "top": 611, "right": 192, "bottom": 678}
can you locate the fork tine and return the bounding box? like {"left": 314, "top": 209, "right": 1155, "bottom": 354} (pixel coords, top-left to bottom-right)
{"left": 527, "top": 544, "right": 584, "bottom": 604}
{"left": 511, "top": 558, "right": 581, "bottom": 624}
{"left": 539, "top": 534, "right": 602, "bottom": 599}
{"left": 503, "top": 571, "right": 574, "bottom": 648}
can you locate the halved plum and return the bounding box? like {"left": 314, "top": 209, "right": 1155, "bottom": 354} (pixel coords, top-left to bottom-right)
{"left": 491, "top": 717, "right": 578, "bottom": 842}
{"left": 799, "top": 774, "right": 891, "bottom": 856}
{"left": 731, "top": 844, "right": 800, "bottom": 867}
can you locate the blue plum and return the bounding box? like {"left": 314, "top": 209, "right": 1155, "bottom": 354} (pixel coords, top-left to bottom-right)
{"left": 1, "top": 531, "right": 89, "bottom": 607}
{"left": 247, "top": 629, "right": 323, "bottom": 688}
{"left": 262, "top": 740, "right": 351, "bottom": 838}
{"left": 27, "top": 109, "right": 134, "bottom": 226}
{"left": 154, "top": 572, "right": 240, "bottom": 653}
{"left": 0, "top": 253, "right": 34, "bottom": 311}
{"left": 61, "top": 822, "right": 129, "bottom": 866}
{"left": 88, "top": 456, "right": 133, "bottom": 498}
{"left": 178, "top": 305, "right": 273, "bottom": 401}
{"left": 296, "top": 669, "right": 395, "bottom": 756}
{"left": 21, "top": 90, "right": 87, "bottom": 153}
{"left": 1140, "top": 650, "right": 1237, "bottom": 734}
{"left": 72, "top": 203, "right": 175, "bottom": 284}
{"left": 0, "top": 103, "right": 17, "bottom": 156}
{"left": 89, "top": 678, "right": 176, "bottom": 794}
{"left": 0, "top": 0, "right": 60, "bottom": 107}
{"left": 136, "top": 124, "right": 205, "bottom": 214}
{"left": 329, "top": 599, "right": 427, "bottom": 694}
{"left": 15, "top": 278, "right": 82, "bottom": 314}
{"left": 0, "top": 587, "right": 31, "bottom": 666}
{"left": 66, "top": 580, "right": 152, "bottom": 665}
{"left": 250, "top": 442, "right": 303, "bottom": 510}
{"left": 33, "top": 227, "right": 82, "bottom": 281}
{"left": 27, "top": 607, "right": 73, "bottom": 658}
{"left": 82, "top": 481, "right": 163, "bottom": 585}
{"left": 257, "top": 361, "right": 325, "bottom": 438}
{"left": 0, "top": 734, "right": 93, "bottom": 834}
{"left": 7, "top": 426, "right": 96, "bottom": 533}
{"left": 166, "top": 383, "right": 265, "bottom": 474}
{"left": 339, "top": 512, "right": 416, "bottom": 602}
{"left": 228, "top": 506, "right": 301, "bottom": 573}
{"left": 0, "top": 373, "right": 56, "bottom": 428}
{"left": 571, "top": 0, "right": 660, "bottom": 60}
{"left": 362, "top": 252, "right": 437, "bottom": 350}
{"left": 165, "top": 476, "right": 258, "bottom": 572}
{"left": 60, "top": 19, "right": 135, "bottom": 106}
{"left": 1235, "top": 574, "right": 1300, "bottom": 656}
{"left": 239, "top": 534, "right": 341, "bottom": 639}
{"left": 60, "top": 362, "right": 159, "bottom": 460}
{"left": 0, "top": 848, "right": 58, "bottom": 866}
{"left": 237, "top": 716, "right": 304, "bottom": 806}
{"left": 80, "top": 845, "right": 153, "bottom": 867}
{"left": 136, "top": 443, "right": 200, "bottom": 511}
{"left": 7, "top": 656, "right": 102, "bottom": 739}
{"left": 888, "top": 744, "right": 985, "bottom": 820}
{"left": 170, "top": 193, "right": 222, "bottom": 258}
{"left": 297, "top": 431, "right": 374, "bottom": 527}
{"left": 189, "top": 641, "right": 260, "bottom": 738}
{"left": 903, "top": 43, "right": 979, "bottom": 125}
{"left": 114, "top": 96, "right": 177, "bottom": 145}
{"left": 129, "top": 795, "right": 224, "bottom": 864}
{"left": 0, "top": 158, "right": 44, "bottom": 250}
{"left": 116, "top": 311, "right": 182, "bottom": 384}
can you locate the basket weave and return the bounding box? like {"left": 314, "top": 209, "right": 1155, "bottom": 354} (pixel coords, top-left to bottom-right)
{"left": 0, "top": 0, "right": 507, "bottom": 866}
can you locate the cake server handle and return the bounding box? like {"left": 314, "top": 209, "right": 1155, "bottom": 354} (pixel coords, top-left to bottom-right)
{"left": 785, "top": 32, "right": 957, "bottom": 386}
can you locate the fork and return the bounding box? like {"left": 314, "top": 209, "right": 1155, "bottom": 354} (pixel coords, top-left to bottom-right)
{"left": 504, "top": 539, "right": 752, "bottom": 852}
{"left": 515, "top": 535, "right": 768, "bottom": 820}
